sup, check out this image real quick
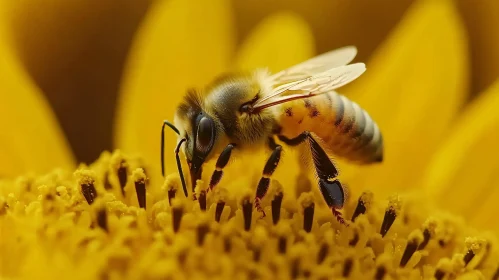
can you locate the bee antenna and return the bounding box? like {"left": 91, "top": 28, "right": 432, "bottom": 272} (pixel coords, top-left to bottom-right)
{"left": 174, "top": 138, "right": 188, "bottom": 197}
{"left": 161, "top": 120, "right": 180, "bottom": 177}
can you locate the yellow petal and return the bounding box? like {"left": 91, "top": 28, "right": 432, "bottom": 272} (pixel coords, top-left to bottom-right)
{"left": 114, "top": 0, "right": 235, "bottom": 179}
{"left": 234, "top": 11, "right": 315, "bottom": 72}
{"left": 422, "top": 79, "right": 499, "bottom": 232}
{"left": 2, "top": 0, "right": 150, "bottom": 162}
{"left": 455, "top": 0, "right": 499, "bottom": 95}
{"left": 337, "top": 0, "right": 468, "bottom": 198}
{"left": 0, "top": 9, "right": 75, "bottom": 177}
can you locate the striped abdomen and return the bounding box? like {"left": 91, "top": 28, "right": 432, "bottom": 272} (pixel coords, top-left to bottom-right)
{"left": 275, "top": 91, "right": 383, "bottom": 163}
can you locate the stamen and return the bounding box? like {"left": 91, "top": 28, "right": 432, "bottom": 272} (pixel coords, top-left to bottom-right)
{"left": 278, "top": 237, "right": 287, "bottom": 254}
{"left": 197, "top": 223, "right": 209, "bottom": 246}
{"left": 317, "top": 243, "right": 328, "bottom": 264}
{"left": 463, "top": 237, "right": 486, "bottom": 267}
{"left": 223, "top": 238, "right": 232, "bottom": 253}
{"left": 434, "top": 269, "right": 445, "bottom": 280}
{"left": 418, "top": 228, "right": 431, "bottom": 250}
{"left": 343, "top": 258, "right": 353, "bottom": 277}
{"left": 300, "top": 193, "right": 315, "bottom": 233}
{"left": 96, "top": 207, "right": 108, "bottom": 232}
{"left": 374, "top": 267, "right": 386, "bottom": 280}
{"left": 290, "top": 258, "right": 299, "bottom": 278}
{"left": 241, "top": 198, "right": 253, "bottom": 231}
{"left": 132, "top": 168, "right": 147, "bottom": 209}
{"left": 351, "top": 191, "right": 373, "bottom": 222}
{"left": 215, "top": 201, "right": 225, "bottom": 223}
{"left": 349, "top": 231, "right": 359, "bottom": 246}
{"left": 400, "top": 230, "right": 423, "bottom": 267}
{"left": 271, "top": 191, "right": 283, "bottom": 225}
{"left": 380, "top": 195, "right": 401, "bottom": 237}
{"left": 198, "top": 191, "right": 207, "bottom": 211}
{"left": 171, "top": 200, "right": 184, "bottom": 233}
{"left": 75, "top": 170, "right": 98, "bottom": 205}
{"left": 103, "top": 171, "right": 112, "bottom": 190}
{"left": 163, "top": 174, "right": 179, "bottom": 206}
{"left": 117, "top": 160, "right": 128, "bottom": 195}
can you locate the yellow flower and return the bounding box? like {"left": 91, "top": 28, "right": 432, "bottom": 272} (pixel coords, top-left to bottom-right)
{"left": 1, "top": 0, "right": 499, "bottom": 279}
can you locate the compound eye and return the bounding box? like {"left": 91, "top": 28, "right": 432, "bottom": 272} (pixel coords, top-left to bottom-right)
{"left": 196, "top": 116, "right": 215, "bottom": 154}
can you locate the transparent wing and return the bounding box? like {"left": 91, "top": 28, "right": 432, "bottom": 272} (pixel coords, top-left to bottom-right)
{"left": 253, "top": 63, "right": 366, "bottom": 111}
{"left": 270, "top": 46, "right": 358, "bottom": 84}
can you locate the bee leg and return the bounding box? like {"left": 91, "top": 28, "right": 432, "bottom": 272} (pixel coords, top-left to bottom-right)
{"left": 208, "top": 143, "right": 236, "bottom": 193}
{"left": 278, "top": 132, "right": 346, "bottom": 225}
{"left": 255, "top": 138, "right": 282, "bottom": 218}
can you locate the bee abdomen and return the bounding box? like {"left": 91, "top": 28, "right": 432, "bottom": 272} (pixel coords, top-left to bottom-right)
{"left": 278, "top": 92, "right": 383, "bottom": 164}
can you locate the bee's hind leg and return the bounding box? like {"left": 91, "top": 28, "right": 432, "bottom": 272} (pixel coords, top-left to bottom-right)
{"left": 254, "top": 138, "right": 282, "bottom": 218}
{"left": 278, "top": 132, "right": 347, "bottom": 225}
{"left": 207, "top": 143, "right": 236, "bottom": 193}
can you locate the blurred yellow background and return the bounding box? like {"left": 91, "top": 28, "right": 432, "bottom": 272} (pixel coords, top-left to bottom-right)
{"left": 1, "top": 0, "right": 497, "bottom": 163}
{"left": 1, "top": 0, "right": 499, "bottom": 232}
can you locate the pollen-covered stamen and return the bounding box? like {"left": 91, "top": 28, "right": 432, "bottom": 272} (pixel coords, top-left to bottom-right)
{"left": 317, "top": 243, "right": 329, "bottom": 264}
{"left": 111, "top": 157, "right": 129, "bottom": 196}
{"left": 132, "top": 168, "right": 147, "bottom": 209}
{"left": 271, "top": 191, "right": 283, "bottom": 225}
{"left": 343, "top": 258, "right": 353, "bottom": 277}
{"left": 400, "top": 230, "right": 423, "bottom": 267}
{"left": 75, "top": 170, "right": 98, "bottom": 205}
{"left": 198, "top": 191, "right": 207, "bottom": 211}
{"left": 418, "top": 228, "right": 431, "bottom": 250}
{"left": 300, "top": 193, "right": 315, "bottom": 233}
{"left": 351, "top": 191, "right": 373, "bottom": 222}
{"left": 215, "top": 201, "right": 225, "bottom": 223}
{"left": 374, "top": 254, "right": 391, "bottom": 280}
{"left": 103, "top": 171, "right": 112, "bottom": 190}
{"left": 96, "top": 207, "right": 108, "bottom": 232}
{"left": 349, "top": 230, "right": 360, "bottom": 246}
{"left": 171, "top": 200, "right": 184, "bottom": 233}
{"left": 380, "top": 195, "right": 401, "bottom": 237}
{"left": 197, "top": 223, "right": 209, "bottom": 246}
{"left": 463, "top": 237, "right": 487, "bottom": 267}
{"left": 434, "top": 258, "right": 453, "bottom": 280}
{"left": 241, "top": 198, "right": 253, "bottom": 231}
{"left": 374, "top": 267, "right": 386, "bottom": 280}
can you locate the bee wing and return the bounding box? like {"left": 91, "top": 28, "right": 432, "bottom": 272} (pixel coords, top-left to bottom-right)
{"left": 253, "top": 63, "right": 366, "bottom": 110}
{"left": 270, "top": 46, "right": 358, "bottom": 84}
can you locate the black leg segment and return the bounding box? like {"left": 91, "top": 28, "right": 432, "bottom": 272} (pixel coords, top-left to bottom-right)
{"left": 279, "top": 132, "right": 346, "bottom": 224}
{"left": 208, "top": 143, "right": 236, "bottom": 192}
{"left": 254, "top": 138, "right": 282, "bottom": 217}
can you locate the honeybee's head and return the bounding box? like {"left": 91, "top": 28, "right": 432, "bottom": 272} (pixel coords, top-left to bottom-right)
{"left": 173, "top": 90, "right": 224, "bottom": 189}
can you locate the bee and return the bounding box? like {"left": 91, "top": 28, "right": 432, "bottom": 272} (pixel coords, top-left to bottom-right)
{"left": 161, "top": 46, "right": 383, "bottom": 224}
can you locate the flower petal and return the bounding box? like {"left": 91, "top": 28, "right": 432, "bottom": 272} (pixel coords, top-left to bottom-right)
{"left": 336, "top": 0, "right": 469, "bottom": 198}
{"left": 234, "top": 11, "right": 315, "bottom": 72}
{"left": 422, "top": 79, "right": 499, "bottom": 232}
{"left": 0, "top": 13, "right": 75, "bottom": 177}
{"left": 114, "top": 0, "right": 235, "bottom": 179}
{"left": 455, "top": 0, "right": 499, "bottom": 95}
{"left": 2, "top": 0, "right": 150, "bottom": 163}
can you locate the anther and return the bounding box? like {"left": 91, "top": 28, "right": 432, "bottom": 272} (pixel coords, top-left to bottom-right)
{"left": 290, "top": 258, "right": 299, "bottom": 279}
{"left": 117, "top": 160, "right": 128, "bottom": 195}
{"left": 463, "top": 250, "right": 475, "bottom": 266}
{"left": 343, "top": 258, "right": 353, "bottom": 277}
{"left": 434, "top": 269, "right": 445, "bottom": 280}
{"left": 223, "top": 238, "right": 232, "bottom": 252}
{"left": 253, "top": 249, "right": 261, "bottom": 262}
{"left": 374, "top": 267, "right": 386, "bottom": 280}
{"left": 132, "top": 168, "right": 147, "bottom": 209}
{"left": 417, "top": 229, "right": 431, "bottom": 250}
{"left": 171, "top": 201, "right": 183, "bottom": 233}
{"left": 278, "top": 236, "right": 287, "bottom": 254}
{"left": 197, "top": 223, "right": 209, "bottom": 246}
{"left": 317, "top": 243, "right": 329, "bottom": 264}
{"left": 271, "top": 192, "right": 283, "bottom": 225}
{"left": 349, "top": 231, "right": 359, "bottom": 246}
{"left": 75, "top": 170, "right": 98, "bottom": 205}
{"left": 351, "top": 191, "right": 373, "bottom": 222}
{"left": 215, "top": 201, "right": 225, "bottom": 223}
{"left": 167, "top": 189, "right": 176, "bottom": 206}
{"left": 103, "top": 171, "right": 112, "bottom": 190}
{"left": 242, "top": 198, "right": 253, "bottom": 231}
{"left": 380, "top": 195, "right": 401, "bottom": 237}
{"left": 96, "top": 208, "right": 108, "bottom": 232}
{"left": 299, "top": 193, "right": 315, "bottom": 233}
{"left": 400, "top": 240, "right": 419, "bottom": 267}
{"left": 198, "top": 191, "right": 207, "bottom": 211}
{"left": 492, "top": 265, "right": 499, "bottom": 280}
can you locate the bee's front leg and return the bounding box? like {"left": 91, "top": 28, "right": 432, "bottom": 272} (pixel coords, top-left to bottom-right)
{"left": 208, "top": 143, "right": 236, "bottom": 193}
{"left": 254, "top": 138, "right": 282, "bottom": 218}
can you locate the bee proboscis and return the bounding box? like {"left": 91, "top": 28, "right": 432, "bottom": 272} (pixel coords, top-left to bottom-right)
{"left": 161, "top": 46, "right": 383, "bottom": 224}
